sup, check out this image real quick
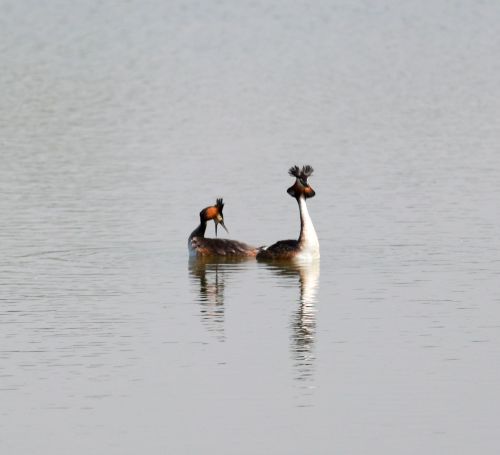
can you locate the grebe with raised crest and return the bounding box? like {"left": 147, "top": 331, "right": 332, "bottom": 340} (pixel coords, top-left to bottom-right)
{"left": 257, "top": 165, "right": 320, "bottom": 262}
{"left": 188, "top": 198, "right": 259, "bottom": 257}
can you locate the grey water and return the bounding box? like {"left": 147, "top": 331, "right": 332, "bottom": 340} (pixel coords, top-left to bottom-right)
{"left": 2, "top": 1, "right": 500, "bottom": 453}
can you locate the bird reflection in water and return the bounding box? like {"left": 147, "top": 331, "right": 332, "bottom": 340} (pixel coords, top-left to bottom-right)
{"left": 188, "top": 257, "right": 249, "bottom": 342}
{"left": 263, "top": 260, "right": 320, "bottom": 388}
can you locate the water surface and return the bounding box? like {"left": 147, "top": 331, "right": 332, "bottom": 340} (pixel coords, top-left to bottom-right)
{"left": 1, "top": 1, "right": 500, "bottom": 454}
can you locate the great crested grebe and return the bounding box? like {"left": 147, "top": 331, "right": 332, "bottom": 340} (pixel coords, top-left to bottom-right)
{"left": 257, "top": 165, "right": 320, "bottom": 261}
{"left": 188, "top": 198, "right": 259, "bottom": 257}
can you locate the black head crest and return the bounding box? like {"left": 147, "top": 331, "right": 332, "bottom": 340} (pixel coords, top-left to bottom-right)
{"left": 288, "top": 165, "right": 301, "bottom": 178}
{"left": 215, "top": 198, "right": 224, "bottom": 213}
{"left": 300, "top": 165, "right": 314, "bottom": 179}
{"left": 288, "top": 165, "right": 314, "bottom": 180}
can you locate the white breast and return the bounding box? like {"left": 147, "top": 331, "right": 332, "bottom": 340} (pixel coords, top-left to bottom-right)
{"left": 297, "top": 197, "right": 320, "bottom": 260}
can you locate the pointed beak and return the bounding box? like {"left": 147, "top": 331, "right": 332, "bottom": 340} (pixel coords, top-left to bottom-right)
{"left": 219, "top": 219, "right": 229, "bottom": 234}
{"left": 214, "top": 217, "right": 229, "bottom": 236}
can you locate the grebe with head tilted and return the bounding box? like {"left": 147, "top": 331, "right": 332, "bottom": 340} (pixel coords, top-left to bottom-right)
{"left": 188, "top": 198, "right": 259, "bottom": 257}
{"left": 257, "top": 165, "right": 320, "bottom": 262}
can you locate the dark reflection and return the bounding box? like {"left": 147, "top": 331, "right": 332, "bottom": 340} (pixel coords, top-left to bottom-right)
{"left": 261, "top": 260, "right": 320, "bottom": 386}
{"left": 188, "top": 257, "right": 250, "bottom": 341}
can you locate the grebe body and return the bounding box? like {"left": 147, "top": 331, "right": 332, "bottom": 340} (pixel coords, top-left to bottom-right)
{"left": 257, "top": 165, "right": 320, "bottom": 262}
{"left": 188, "top": 198, "right": 258, "bottom": 257}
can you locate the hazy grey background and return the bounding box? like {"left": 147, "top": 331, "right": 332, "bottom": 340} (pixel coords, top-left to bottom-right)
{"left": 1, "top": 0, "right": 500, "bottom": 453}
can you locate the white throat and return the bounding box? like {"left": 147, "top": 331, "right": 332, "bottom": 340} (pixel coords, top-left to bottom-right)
{"left": 297, "top": 196, "right": 320, "bottom": 260}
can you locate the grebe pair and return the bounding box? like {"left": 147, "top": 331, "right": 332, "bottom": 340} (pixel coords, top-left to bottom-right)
{"left": 188, "top": 165, "right": 320, "bottom": 261}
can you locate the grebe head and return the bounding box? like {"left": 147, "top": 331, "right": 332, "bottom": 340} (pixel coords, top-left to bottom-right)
{"left": 287, "top": 165, "right": 316, "bottom": 199}
{"left": 200, "top": 198, "right": 229, "bottom": 236}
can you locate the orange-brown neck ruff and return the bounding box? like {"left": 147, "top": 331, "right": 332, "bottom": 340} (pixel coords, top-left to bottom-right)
{"left": 204, "top": 206, "right": 219, "bottom": 220}
{"left": 287, "top": 180, "right": 315, "bottom": 199}
{"left": 303, "top": 186, "right": 315, "bottom": 198}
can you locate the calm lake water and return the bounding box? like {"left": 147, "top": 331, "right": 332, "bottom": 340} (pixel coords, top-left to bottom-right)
{"left": 2, "top": 1, "right": 500, "bottom": 454}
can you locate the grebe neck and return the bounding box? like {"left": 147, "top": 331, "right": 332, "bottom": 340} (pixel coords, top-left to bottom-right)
{"left": 297, "top": 196, "right": 320, "bottom": 258}
{"left": 189, "top": 219, "right": 207, "bottom": 240}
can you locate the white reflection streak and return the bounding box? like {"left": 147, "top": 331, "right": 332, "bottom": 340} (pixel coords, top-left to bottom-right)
{"left": 291, "top": 260, "right": 320, "bottom": 384}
